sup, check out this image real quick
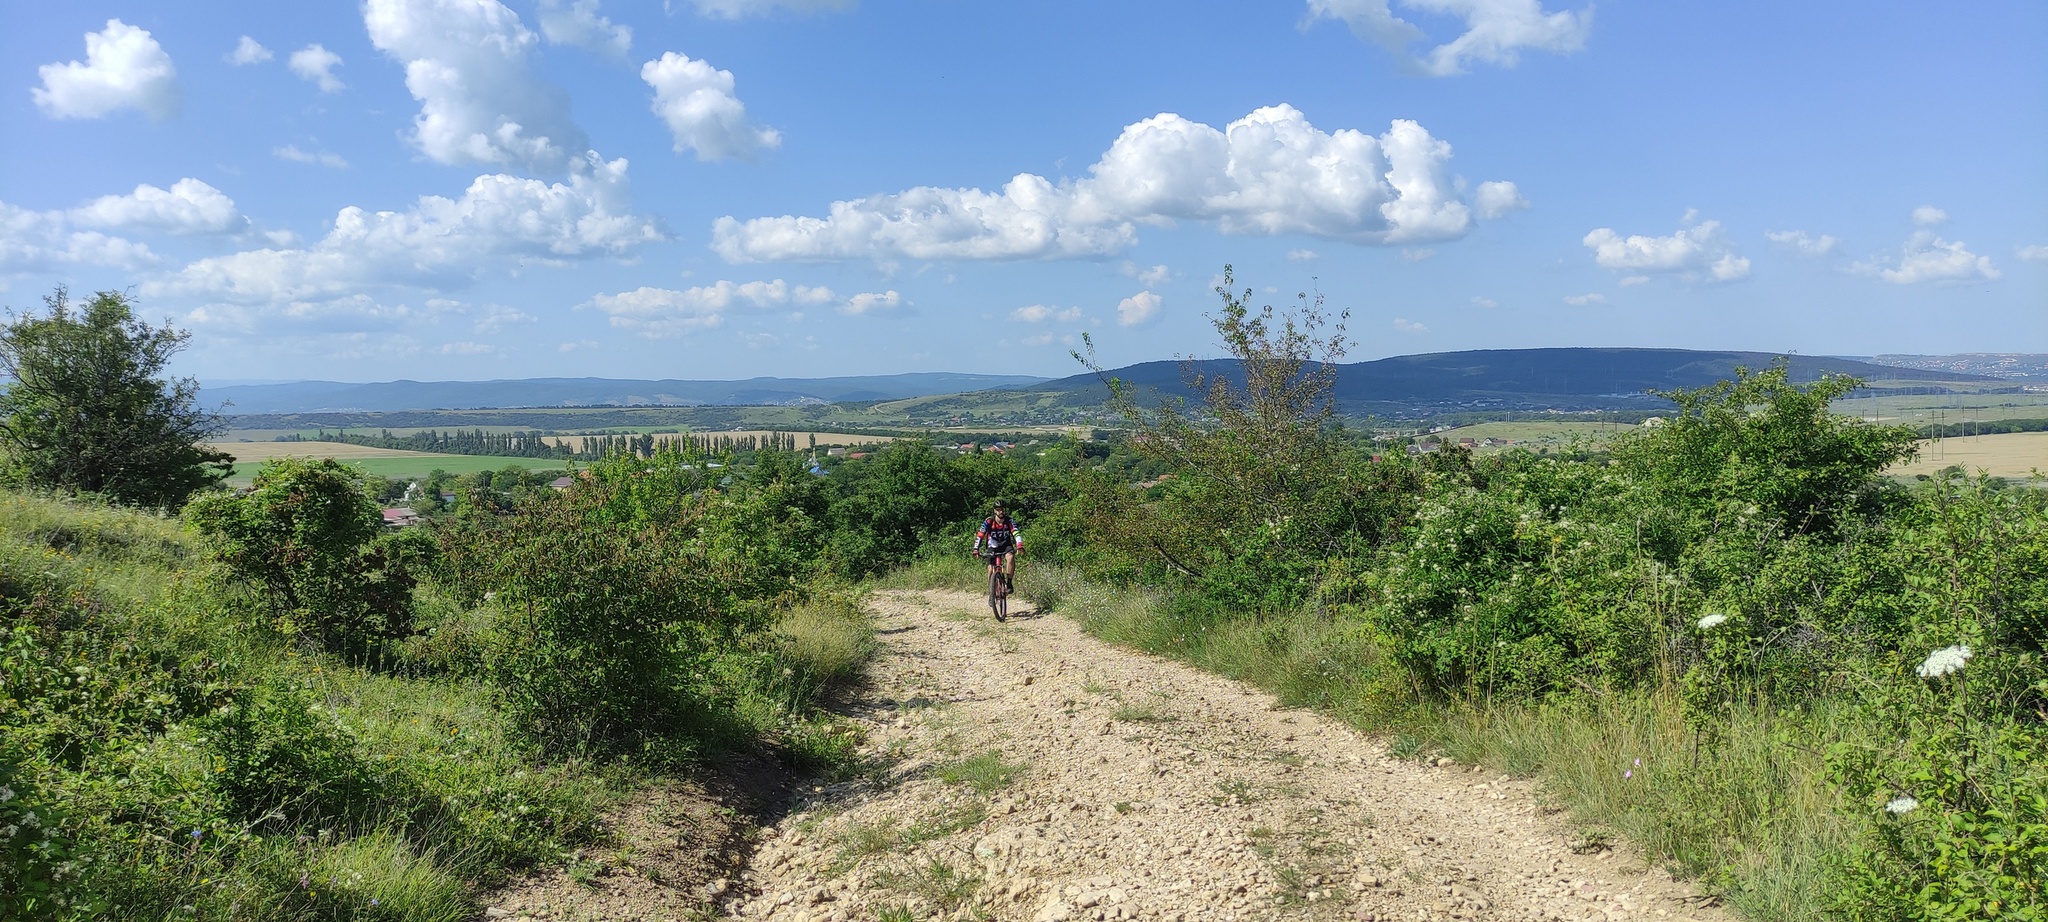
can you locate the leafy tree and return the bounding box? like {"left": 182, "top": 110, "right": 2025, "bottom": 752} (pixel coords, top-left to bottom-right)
{"left": 186, "top": 458, "right": 430, "bottom": 660}
{"left": 1615, "top": 363, "right": 1919, "bottom": 538}
{"left": 0, "top": 288, "right": 230, "bottom": 508}
{"left": 1076, "top": 267, "right": 1400, "bottom": 608}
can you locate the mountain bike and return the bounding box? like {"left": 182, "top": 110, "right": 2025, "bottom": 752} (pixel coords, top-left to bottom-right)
{"left": 980, "top": 551, "right": 1012, "bottom": 622}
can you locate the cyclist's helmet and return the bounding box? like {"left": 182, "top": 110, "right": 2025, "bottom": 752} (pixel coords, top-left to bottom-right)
{"left": 992, "top": 500, "right": 1007, "bottom": 513}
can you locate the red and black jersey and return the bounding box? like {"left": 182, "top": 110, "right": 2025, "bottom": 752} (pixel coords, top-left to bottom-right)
{"left": 975, "top": 515, "right": 1021, "bottom": 554}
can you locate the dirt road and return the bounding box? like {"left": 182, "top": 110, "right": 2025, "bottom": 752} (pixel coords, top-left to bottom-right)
{"left": 718, "top": 589, "right": 1729, "bottom": 922}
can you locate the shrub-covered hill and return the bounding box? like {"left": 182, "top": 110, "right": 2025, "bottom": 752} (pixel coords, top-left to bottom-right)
{"left": 0, "top": 455, "right": 878, "bottom": 921}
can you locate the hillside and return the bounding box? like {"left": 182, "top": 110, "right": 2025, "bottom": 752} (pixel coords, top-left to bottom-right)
{"left": 203, "top": 372, "right": 1049, "bottom": 414}
{"left": 856, "top": 347, "right": 2001, "bottom": 424}
{"left": 216, "top": 348, "right": 2007, "bottom": 433}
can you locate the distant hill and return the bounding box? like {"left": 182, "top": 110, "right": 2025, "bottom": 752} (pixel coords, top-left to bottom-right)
{"left": 204, "top": 373, "right": 1050, "bottom": 414}
{"left": 1867, "top": 353, "right": 2048, "bottom": 380}
{"left": 855, "top": 348, "right": 2003, "bottom": 424}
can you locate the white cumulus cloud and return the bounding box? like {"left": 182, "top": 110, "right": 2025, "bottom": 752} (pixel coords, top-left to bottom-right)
{"left": 289, "top": 45, "right": 346, "bottom": 93}
{"left": 275, "top": 145, "right": 350, "bottom": 169}
{"left": 642, "top": 52, "right": 781, "bottom": 161}
{"left": 1911, "top": 206, "right": 1948, "bottom": 227}
{"left": 2017, "top": 244, "right": 2048, "bottom": 264}
{"left": 841, "top": 290, "right": 906, "bottom": 316}
{"left": 1012, "top": 304, "right": 1082, "bottom": 323}
{"left": 1582, "top": 216, "right": 1750, "bottom": 283}
{"left": 1473, "top": 180, "right": 1529, "bottom": 218}
{"left": 1469, "top": 295, "right": 1496, "bottom": 307}
{"left": 1308, "top": 0, "right": 1591, "bottom": 77}
{"left": 34, "top": 20, "right": 180, "bottom": 120}
{"left": 1766, "top": 230, "right": 1837, "bottom": 257}
{"left": 1287, "top": 249, "right": 1319, "bottom": 261}
{"left": 364, "top": 0, "right": 590, "bottom": 173}
{"left": 149, "top": 154, "right": 660, "bottom": 304}
{"left": 1392, "top": 317, "right": 1428, "bottom": 333}
{"left": 227, "top": 36, "right": 273, "bottom": 65}
{"left": 1854, "top": 231, "right": 2000, "bottom": 284}
{"left": 538, "top": 0, "right": 631, "bottom": 58}
{"left": 69, "top": 178, "right": 246, "bottom": 235}
{"left": 690, "top": 0, "right": 856, "bottom": 19}
{"left": 0, "top": 201, "right": 158, "bottom": 275}
{"left": 714, "top": 105, "right": 1513, "bottom": 263}
{"left": 1117, "top": 291, "right": 1162, "bottom": 327}
{"left": 1563, "top": 292, "right": 1605, "bottom": 305}
{"left": 585, "top": 277, "right": 836, "bottom": 336}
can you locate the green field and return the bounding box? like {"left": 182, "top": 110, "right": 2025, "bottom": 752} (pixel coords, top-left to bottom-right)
{"left": 1833, "top": 391, "right": 2048, "bottom": 425}
{"left": 228, "top": 454, "right": 564, "bottom": 485}
{"left": 1425, "top": 419, "right": 1641, "bottom": 445}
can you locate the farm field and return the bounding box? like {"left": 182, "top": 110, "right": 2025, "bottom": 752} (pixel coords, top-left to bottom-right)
{"left": 1426, "top": 419, "right": 1640, "bottom": 446}
{"left": 1891, "top": 431, "right": 2048, "bottom": 479}
{"left": 208, "top": 441, "right": 562, "bottom": 485}
{"left": 1835, "top": 391, "right": 2048, "bottom": 425}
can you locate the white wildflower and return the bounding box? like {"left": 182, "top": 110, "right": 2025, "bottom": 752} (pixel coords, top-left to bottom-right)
{"left": 0, "top": 785, "right": 13, "bottom": 802}
{"left": 21, "top": 811, "right": 38, "bottom": 828}
{"left": 1884, "top": 795, "right": 1919, "bottom": 815}
{"left": 1697, "top": 613, "right": 1729, "bottom": 630}
{"left": 1916, "top": 645, "right": 1972, "bottom": 679}
{"left": 1, "top": 824, "right": 15, "bottom": 838}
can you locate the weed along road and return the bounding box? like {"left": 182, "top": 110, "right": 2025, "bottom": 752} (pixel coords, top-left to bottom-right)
{"left": 722, "top": 590, "right": 1730, "bottom": 922}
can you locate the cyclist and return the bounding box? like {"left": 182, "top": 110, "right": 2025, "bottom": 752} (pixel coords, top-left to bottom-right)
{"left": 973, "top": 501, "right": 1022, "bottom": 596}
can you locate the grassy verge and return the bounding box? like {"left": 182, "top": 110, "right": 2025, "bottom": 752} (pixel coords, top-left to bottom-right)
{"left": 0, "top": 491, "right": 875, "bottom": 920}
{"left": 1016, "top": 563, "right": 1864, "bottom": 922}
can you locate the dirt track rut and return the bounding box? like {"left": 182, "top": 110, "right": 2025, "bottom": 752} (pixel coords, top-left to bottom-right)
{"left": 720, "top": 589, "right": 1731, "bottom": 922}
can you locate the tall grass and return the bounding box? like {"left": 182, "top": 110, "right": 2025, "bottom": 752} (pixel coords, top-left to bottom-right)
{"left": 1019, "top": 563, "right": 1865, "bottom": 922}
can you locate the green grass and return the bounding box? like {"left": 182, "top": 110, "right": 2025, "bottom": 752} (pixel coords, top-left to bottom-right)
{"left": 934, "top": 749, "right": 1027, "bottom": 795}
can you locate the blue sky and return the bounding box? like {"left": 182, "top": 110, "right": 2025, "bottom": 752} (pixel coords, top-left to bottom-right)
{"left": 3, "top": 0, "right": 2043, "bottom": 383}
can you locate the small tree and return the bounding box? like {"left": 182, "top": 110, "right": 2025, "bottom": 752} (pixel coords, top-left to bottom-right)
{"left": 186, "top": 458, "right": 429, "bottom": 660}
{"left": 0, "top": 288, "right": 231, "bottom": 508}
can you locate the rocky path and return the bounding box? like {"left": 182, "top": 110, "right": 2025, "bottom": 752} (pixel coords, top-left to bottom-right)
{"left": 720, "top": 590, "right": 1731, "bottom": 922}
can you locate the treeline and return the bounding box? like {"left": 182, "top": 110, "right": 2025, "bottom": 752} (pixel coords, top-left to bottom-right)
{"left": 293, "top": 427, "right": 813, "bottom": 460}
{"left": 1917, "top": 416, "right": 2048, "bottom": 438}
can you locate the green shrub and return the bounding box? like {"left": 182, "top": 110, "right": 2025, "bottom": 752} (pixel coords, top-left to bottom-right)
{"left": 186, "top": 458, "right": 434, "bottom": 662}
{"left": 200, "top": 680, "right": 383, "bottom": 829}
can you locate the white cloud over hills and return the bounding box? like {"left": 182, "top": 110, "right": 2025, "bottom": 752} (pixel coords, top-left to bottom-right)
{"left": 149, "top": 155, "right": 660, "bottom": 304}
{"left": 1854, "top": 231, "right": 2000, "bottom": 285}
{"left": 583, "top": 280, "right": 899, "bottom": 337}
{"left": 34, "top": 20, "right": 180, "bottom": 121}
{"left": 713, "top": 105, "right": 1519, "bottom": 263}
{"left": 364, "top": 0, "right": 591, "bottom": 174}
{"left": 1307, "top": 0, "right": 1591, "bottom": 76}
{"left": 1582, "top": 215, "right": 1750, "bottom": 283}
{"left": 2, "top": 179, "right": 252, "bottom": 279}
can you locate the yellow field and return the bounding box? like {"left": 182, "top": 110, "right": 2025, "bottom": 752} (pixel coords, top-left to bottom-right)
{"left": 1891, "top": 431, "right": 2048, "bottom": 479}
{"left": 206, "top": 441, "right": 454, "bottom": 462}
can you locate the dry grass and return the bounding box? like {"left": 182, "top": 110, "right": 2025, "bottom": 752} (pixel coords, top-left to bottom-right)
{"left": 1890, "top": 431, "right": 2048, "bottom": 479}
